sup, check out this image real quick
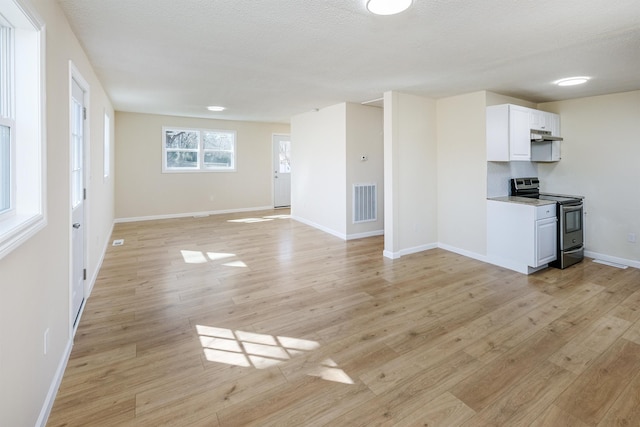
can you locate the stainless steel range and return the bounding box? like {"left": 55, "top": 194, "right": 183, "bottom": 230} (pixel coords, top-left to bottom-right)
{"left": 510, "top": 177, "right": 584, "bottom": 269}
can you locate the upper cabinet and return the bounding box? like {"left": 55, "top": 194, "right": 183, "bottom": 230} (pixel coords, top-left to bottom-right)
{"left": 530, "top": 109, "right": 560, "bottom": 136}
{"left": 486, "top": 104, "right": 561, "bottom": 162}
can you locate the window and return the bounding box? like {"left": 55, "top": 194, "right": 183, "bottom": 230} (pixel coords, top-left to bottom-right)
{"left": 0, "top": 122, "right": 11, "bottom": 215}
{"left": 0, "top": 23, "right": 13, "bottom": 216}
{"left": 0, "top": 0, "right": 46, "bottom": 260}
{"left": 162, "top": 127, "right": 236, "bottom": 172}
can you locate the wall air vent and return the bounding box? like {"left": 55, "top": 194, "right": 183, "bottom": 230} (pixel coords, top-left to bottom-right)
{"left": 353, "top": 183, "right": 377, "bottom": 223}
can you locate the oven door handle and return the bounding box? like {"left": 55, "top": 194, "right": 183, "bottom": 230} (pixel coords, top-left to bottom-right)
{"left": 561, "top": 204, "right": 583, "bottom": 213}
{"left": 564, "top": 245, "right": 584, "bottom": 254}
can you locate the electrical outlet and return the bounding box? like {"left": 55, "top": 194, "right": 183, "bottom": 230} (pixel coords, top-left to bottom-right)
{"left": 628, "top": 233, "right": 637, "bottom": 244}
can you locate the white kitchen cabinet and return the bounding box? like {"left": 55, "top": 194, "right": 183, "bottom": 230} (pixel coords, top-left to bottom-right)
{"left": 530, "top": 109, "right": 560, "bottom": 136}
{"left": 547, "top": 112, "right": 560, "bottom": 137}
{"left": 487, "top": 104, "right": 561, "bottom": 162}
{"left": 530, "top": 110, "right": 561, "bottom": 162}
{"left": 536, "top": 216, "right": 557, "bottom": 265}
{"left": 487, "top": 199, "right": 557, "bottom": 274}
{"left": 486, "top": 104, "right": 531, "bottom": 161}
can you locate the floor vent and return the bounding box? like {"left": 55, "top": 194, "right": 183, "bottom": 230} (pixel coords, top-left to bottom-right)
{"left": 353, "top": 183, "right": 377, "bottom": 223}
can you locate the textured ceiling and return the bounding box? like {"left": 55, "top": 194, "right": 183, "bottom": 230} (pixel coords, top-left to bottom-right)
{"left": 57, "top": 0, "right": 640, "bottom": 123}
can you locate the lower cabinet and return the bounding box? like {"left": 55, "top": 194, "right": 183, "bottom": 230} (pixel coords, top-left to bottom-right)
{"left": 487, "top": 200, "right": 557, "bottom": 274}
{"left": 536, "top": 216, "right": 557, "bottom": 265}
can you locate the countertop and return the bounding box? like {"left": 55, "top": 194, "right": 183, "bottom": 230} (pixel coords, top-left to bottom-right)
{"left": 488, "top": 196, "right": 556, "bottom": 207}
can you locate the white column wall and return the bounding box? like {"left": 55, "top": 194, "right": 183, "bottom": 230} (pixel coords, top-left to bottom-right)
{"left": 290, "top": 103, "right": 347, "bottom": 237}
{"left": 383, "top": 91, "right": 438, "bottom": 258}
{"left": 436, "top": 91, "right": 488, "bottom": 258}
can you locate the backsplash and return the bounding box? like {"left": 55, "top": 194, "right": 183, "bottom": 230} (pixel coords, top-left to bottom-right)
{"left": 487, "top": 161, "right": 538, "bottom": 198}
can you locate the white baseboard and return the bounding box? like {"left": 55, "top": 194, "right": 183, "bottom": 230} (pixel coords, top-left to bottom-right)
{"left": 438, "top": 243, "right": 488, "bottom": 264}
{"left": 381, "top": 242, "right": 487, "bottom": 262}
{"left": 291, "top": 216, "right": 384, "bottom": 242}
{"left": 383, "top": 243, "right": 438, "bottom": 259}
{"left": 115, "top": 206, "right": 275, "bottom": 223}
{"left": 346, "top": 229, "right": 384, "bottom": 241}
{"left": 36, "top": 338, "right": 73, "bottom": 427}
{"left": 87, "top": 222, "right": 114, "bottom": 298}
{"left": 38, "top": 221, "right": 115, "bottom": 425}
{"left": 585, "top": 250, "right": 640, "bottom": 269}
{"left": 290, "top": 216, "right": 347, "bottom": 240}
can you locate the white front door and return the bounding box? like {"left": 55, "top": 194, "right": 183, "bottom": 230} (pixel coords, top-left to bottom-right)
{"left": 273, "top": 134, "right": 291, "bottom": 208}
{"left": 71, "top": 78, "right": 85, "bottom": 326}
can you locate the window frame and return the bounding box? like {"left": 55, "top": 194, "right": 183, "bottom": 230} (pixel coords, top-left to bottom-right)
{"left": 162, "top": 126, "right": 236, "bottom": 173}
{"left": 0, "top": 21, "right": 14, "bottom": 219}
{"left": 0, "top": 118, "right": 15, "bottom": 220}
{"left": 0, "top": 0, "right": 46, "bottom": 260}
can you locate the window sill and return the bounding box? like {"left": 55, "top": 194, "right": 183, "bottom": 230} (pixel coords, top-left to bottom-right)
{"left": 0, "top": 212, "right": 47, "bottom": 260}
{"left": 161, "top": 168, "right": 237, "bottom": 174}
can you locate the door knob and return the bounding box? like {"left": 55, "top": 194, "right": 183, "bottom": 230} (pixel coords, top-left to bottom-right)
{"left": 73, "top": 223, "right": 81, "bottom": 229}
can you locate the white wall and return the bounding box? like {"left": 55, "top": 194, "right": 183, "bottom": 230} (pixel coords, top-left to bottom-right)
{"left": 538, "top": 90, "right": 640, "bottom": 267}
{"left": 0, "top": 0, "right": 115, "bottom": 425}
{"left": 436, "top": 91, "right": 487, "bottom": 258}
{"left": 383, "top": 91, "right": 438, "bottom": 258}
{"left": 291, "top": 102, "right": 384, "bottom": 239}
{"left": 291, "top": 103, "right": 347, "bottom": 236}
{"left": 115, "top": 112, "right": 289, "bottom": 220}
{"left": 345, "top": 103, "right": 384, "bottom": 238}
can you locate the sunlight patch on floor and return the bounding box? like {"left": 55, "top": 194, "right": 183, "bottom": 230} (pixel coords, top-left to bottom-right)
{"left": 227, "top": 218, "right": 273, "bottom": 223}
{"left": 308, "top": 359, "right": 355, "bottom": 385}
{"left": 227, "top": 214, "right": 291, "bottom": 223}
{"left": 180, "top": 250, "right": 247, "bottom": 267}
{"left": 196, "top": 325, "right": 353, "bottom": 384}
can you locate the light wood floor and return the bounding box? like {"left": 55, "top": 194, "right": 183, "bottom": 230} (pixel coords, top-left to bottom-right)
{"left": 47, "top": 209, "right": 640, "bottom": 426}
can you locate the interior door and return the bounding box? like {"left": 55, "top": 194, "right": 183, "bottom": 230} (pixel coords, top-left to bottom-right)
{"left": 273, "top": 134, "right": 291, "bottom": 208}
{"left": 70, "top": 78, "right": 85, "bottom": 326}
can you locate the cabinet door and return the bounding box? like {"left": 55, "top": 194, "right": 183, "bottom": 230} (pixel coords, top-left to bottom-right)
{"left": 530, "top": 109, "right": 546, "bottom": 131}
{"left": 486, "top": 104, "right": 510, "bottom": 161}
{"left": 509, "top": 106, "right": 531, "bottom": 161}
{"left": 532, "top": 111, "right": 560, "bottom": 134}
{"left": 547, "top": 112, "right": 561, "bottom": 136}
{"left": 535, "top": 217, "right": 557, "bottom": 266}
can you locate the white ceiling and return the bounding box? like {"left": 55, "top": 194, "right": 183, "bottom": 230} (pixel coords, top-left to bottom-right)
{"left": 57, "top": 0, "right": 640, "bottom": 123}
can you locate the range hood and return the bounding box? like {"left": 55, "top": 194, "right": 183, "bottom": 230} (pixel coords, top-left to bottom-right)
{"left": 531, "top": 129, "right": 563, "bottom": 142}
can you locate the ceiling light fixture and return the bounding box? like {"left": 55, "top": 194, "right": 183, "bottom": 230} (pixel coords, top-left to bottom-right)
{"left": 366, "top": 0, "right": 412, "bottom": 15}
{"left": 207, "top": 105, "right": 226, "bottom": 112}
{"left": 555, "top": 77, "right": 590, "bottom": 87}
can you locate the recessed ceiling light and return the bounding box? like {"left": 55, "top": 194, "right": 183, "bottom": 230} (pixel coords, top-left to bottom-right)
{"left": 207, "top": 105, "right": 226, "bottom": 112}
{"left": 555, "top": 77, "right": 590, "bottom": 87}
{"left": 366, "top": 0, "right": 412, "bottom": 15}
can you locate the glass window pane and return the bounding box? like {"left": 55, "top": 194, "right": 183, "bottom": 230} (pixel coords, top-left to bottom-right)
{"left": 167, "top": 151, "right": 198, "bottom": 168}
{"left": 279, "top": 140, "right": 291, "bottom": 173}
{"left": 0, "top": 125, "right": 9, "bottom": 212}
{"left": 204, "top": 151, "right": 232, "bottom": 168}
{"left": 165, "top": 130, "right": 198, "bottom": 149}
{"left": 72, "top": 170, "right": 82, "bottom": 208}
{"left": 203, "top": 131, "right": 234, "bottom": 150}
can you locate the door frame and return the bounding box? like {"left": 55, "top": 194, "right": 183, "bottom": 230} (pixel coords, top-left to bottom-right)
{"left": 68, "top": 61, "right": 90, "bottom": 337}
